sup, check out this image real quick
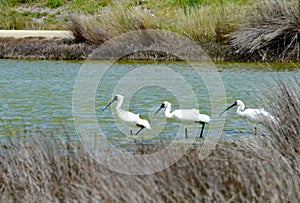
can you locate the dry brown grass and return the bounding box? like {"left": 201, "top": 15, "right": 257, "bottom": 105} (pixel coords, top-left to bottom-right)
{"left": 262, "top": 79, "right": 300, "bottom": 172}
{"left": 0, "top": 37, "right": 97, "bottom": 60}
{"left": 68, "top": 15, "right": 112, "bottom": 44}
{"left": 0, "top": 124, "right": 299, "bottom": 201}
{"left": 228, "top": 0, "right": 300, "bottom": 61}
{"left": 67, "top": 6, "right": 159, "bottom": 44}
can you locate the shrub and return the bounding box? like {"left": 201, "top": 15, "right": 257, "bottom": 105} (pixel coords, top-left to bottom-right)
{"left": 228, "top": 0, "right": 300, "bottom": 61}
{"left": 68, "top": 15, "right": 112, "bottom": 44}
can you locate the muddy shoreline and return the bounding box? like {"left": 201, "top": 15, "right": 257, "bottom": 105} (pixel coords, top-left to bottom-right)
{"left": 0, "top": 36, "right": 298, "bottom": 62}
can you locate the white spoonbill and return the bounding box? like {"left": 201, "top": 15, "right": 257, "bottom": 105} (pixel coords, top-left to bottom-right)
{"left": 219, "top": 100, "right": 279, "bottom": 133}
{"left": 153, "top": 101, "right": 210, "bottom": 138}
{"left": 102, "top": 94, "right": 151, "bottom": 135}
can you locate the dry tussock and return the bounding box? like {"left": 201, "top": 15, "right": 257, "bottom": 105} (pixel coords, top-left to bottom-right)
{"left": 228, "top": 0, "right": 300, "bottom": 61}
{"left": 68, "top": 6, "right": 158, "bottom": 45}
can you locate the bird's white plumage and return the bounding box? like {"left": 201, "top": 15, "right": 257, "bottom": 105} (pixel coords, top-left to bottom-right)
{"left": 171, "top": 109, "right": 210, "bottom": 124}
{"left": 103, "top": 94, "right": 151, "bottom": 132}
{"left": 118, "top": 109, "right": 151, "bottom": 129}
{"left": 235, "top": 100, "right": 278, "bottom": 123}
{"left": 154, "top": 101, "right": 210, "bottom": 138}
{"left": 163, "top": 102, "right": 210, "bottom": 124}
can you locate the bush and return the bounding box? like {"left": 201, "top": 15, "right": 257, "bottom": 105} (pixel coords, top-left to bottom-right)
{"left": 228, "top": 0, "right": 300, "bottom": 61}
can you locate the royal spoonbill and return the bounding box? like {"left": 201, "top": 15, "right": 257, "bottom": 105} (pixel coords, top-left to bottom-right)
{"left": 153, "top": 101, "right": 210, "bottom": 138}
{"left": 219, "top": 100, "right": 279, "bottom": 134}
{"left": 102, "top": 94, "right": 151, "bottom": 135}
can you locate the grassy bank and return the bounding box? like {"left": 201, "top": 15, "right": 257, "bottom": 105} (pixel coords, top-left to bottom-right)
{"left": 0, "top": 0, "right": 299, "bottom": 61}
{"left": 0, "top": 79, "right": 300, "bottom": 201}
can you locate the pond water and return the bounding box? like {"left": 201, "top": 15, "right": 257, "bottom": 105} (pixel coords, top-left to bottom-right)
{"left": 0, "top": 59, "right": 299, "bottom": 146}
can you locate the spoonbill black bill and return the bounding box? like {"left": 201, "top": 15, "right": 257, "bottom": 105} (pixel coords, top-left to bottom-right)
{"left": 153, "top": 101, "right": 210, "bottom": 138}
{"left": 103, "top": 94, "right": 151, "bottom": 135}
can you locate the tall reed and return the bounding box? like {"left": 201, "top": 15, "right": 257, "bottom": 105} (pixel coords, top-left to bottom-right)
{"left": 262, "top": 79, "right": 300, "bottom": 172}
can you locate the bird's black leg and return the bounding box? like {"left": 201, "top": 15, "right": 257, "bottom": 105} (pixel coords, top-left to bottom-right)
{"left": 130, "top": 130, "right": 133, "bottom": 135}
{"left": 199, "top": 122, "right": 205, "bottom": 138}
{"left": 135, "top": 125, "right": 145, "bottom": 135}
{"left": 185, "top": 128, "right": 188, "bottom": 138}
{"left": 254, "top": 127, "right": 257, "bottom": 135}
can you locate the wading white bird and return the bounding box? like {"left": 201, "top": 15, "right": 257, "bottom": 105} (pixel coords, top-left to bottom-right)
{"left": 219, "top": 100, "right": 279, "bottom": 134}
{"left": 103, "top": 94, "right": 151, "bottom": 135}
{"left": 153, "top": 101, "right": 210, "bottom": 138}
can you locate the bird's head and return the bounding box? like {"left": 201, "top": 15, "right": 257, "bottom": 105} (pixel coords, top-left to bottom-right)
{"left": 219, "top": 100, "right": 238, "bottom": 117}
{"left": 153, "top": 101, "right": 170, "bottom": 117}
{"left": 236, "top": 100, "right": 243, "bottom": 106}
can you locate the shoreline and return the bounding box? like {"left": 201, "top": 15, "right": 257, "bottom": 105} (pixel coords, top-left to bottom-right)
{"left": 0, "top": 30, "right": 298, "bottom": 62}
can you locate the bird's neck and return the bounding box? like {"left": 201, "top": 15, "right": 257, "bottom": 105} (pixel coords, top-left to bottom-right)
{"left": 164, "top": 106, "right": 174, "bottom": 118}
{"left": 236, "top": 103, "right": 245, "bottom": 115}
{"left": 115, "top": 97, "right": 124, "bottom": 111}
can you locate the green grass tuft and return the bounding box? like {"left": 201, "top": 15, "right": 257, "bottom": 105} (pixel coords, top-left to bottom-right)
{"left": 45, "top": 0, "right": 64, "bottom": 8}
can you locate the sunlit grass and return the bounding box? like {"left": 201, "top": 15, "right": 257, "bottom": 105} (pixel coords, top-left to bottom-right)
{"left": 1, "top": 0, "right": 250, "bottom": 39}
{"left": 162, "top": 3, "right": 246, "bottom": 42}
{"left": 68, "top": 2, "right": 249, "bottom": 44}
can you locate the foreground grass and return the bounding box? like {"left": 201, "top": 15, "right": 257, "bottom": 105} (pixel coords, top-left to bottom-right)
{"left": 0, "top": 133, "right": 299, "bottom": 201}
{"left": 1, "top": 79, "right": 300, "bottom": 201}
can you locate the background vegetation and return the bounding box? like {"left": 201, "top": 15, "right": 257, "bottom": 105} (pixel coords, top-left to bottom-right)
{"left": 0, "top": 0, "right": 299, "bottom": 61}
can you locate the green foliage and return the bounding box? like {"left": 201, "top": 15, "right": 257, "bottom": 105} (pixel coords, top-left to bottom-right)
{"left": 22, "top": 11, "right": 48, "bottom": 18}
{"left": 45, "top": 0, "right": 64, "bottom": 8}
{"left": 158, "top": 0, "right": 250, "bottom": 7}
{"left": 0, "top": 0, "right": 38, "bottom": 6}
{"left": 69, "top": 0, "right": 112, "bottom": 14}
{"left": 0, "top": 9, "right": 40, "bottom": 29}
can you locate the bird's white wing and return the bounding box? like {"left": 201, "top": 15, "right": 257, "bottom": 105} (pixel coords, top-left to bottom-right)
{"left": 118, "top": 110, "right": 140, "bottom": 123}
{"left": 257, "top": 108, "right": 279, "bottom": 124}
{"left": 172, "top": 109, "right": 210, "bottom": 123}
{"left": 244, "top": 108, "right": 277, "bottom": 123}
{"left": 118, "top": 110, "right": 151, "bottom": 129}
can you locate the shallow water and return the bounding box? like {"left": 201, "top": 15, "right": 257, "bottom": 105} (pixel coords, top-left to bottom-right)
{"left": 0, "top": 59, "right": 299, "bottom": 146}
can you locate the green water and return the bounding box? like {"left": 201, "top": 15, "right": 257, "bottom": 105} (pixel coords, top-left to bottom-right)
{"left": 0, "top": 59, "right": 299, "bottom": 145}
